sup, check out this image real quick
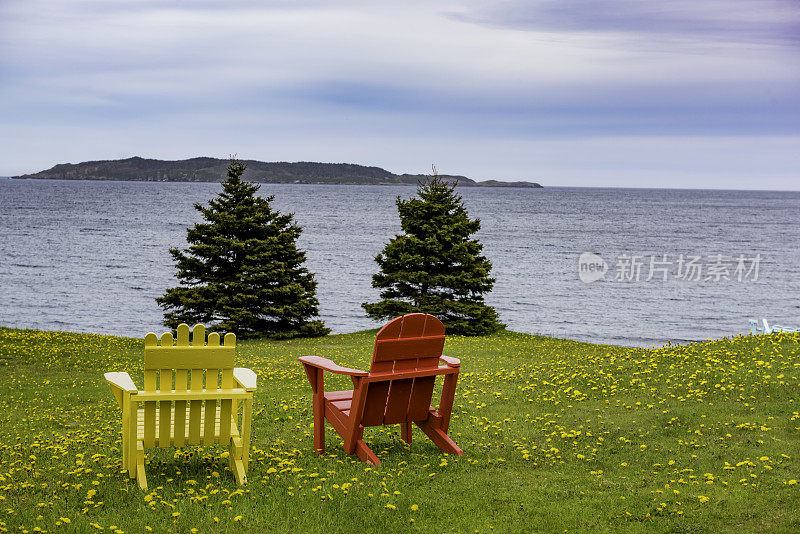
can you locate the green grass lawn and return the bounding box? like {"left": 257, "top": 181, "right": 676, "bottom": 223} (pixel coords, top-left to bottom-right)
{"left": 1, "top": 327, "right": 799, "bottom": 533}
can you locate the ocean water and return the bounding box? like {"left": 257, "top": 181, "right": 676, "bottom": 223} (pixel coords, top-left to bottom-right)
{"left": 1, "top": 178, "right": 798, "bottom": 346}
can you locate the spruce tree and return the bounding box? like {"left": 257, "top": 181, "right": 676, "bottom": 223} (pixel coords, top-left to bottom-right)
{"left": 362, "top": 174, "right": 504, "bottom": 335}
{"left": 157, "top": 158, "right": 329, "bottom": 339}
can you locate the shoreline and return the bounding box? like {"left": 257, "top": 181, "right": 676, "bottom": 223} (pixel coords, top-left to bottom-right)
{"left": 0, "top": 323, "right": 754, "bottom": 350}
{"left": 9, "top": 176, "right": 543, "bottom": 189}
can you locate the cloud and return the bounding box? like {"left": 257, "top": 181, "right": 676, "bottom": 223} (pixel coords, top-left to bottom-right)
{"left": 0, "top": 0, "right": 798, "bottom": 187}
{"left": 448, "top": 0, "right": 800, "bottom": 47}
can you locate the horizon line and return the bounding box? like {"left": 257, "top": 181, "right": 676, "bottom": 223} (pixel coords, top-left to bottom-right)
{"left": 3, "top": 175, "right": 799, "bottom": 193}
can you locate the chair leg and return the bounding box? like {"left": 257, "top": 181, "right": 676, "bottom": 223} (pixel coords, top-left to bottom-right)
{"left": 355, "top": 440, "right": 380, "bottom": 466}
{"left": 129, "top": 436, "right": 139, "bottom": 480}
{"left": 314, "top": 408, "right": 325, "bottom": 454}
{"left": 127, "top": 395, "right": 138, "bottom": 476}
{"left": 241, "top": 398, "right": 252, "bottom": 471}
{"left": 401, "top": 421, "right": 412, "bottom": 444}
{"left": 346, "top": 424, "right": 379, "bottom": 466}
{"left": 229, "top": 437, "right": 247, "bottom": 486}
{"left": 136, "top": 442, "right": 147, "bottom": 490}
{"left": 232, "top": 460, "right": 246, "bottom": 486}
{"left": 121, "top": 431, "right": 128, "bottom": 475}
{"left": 121, "top": 405, "right": 129, "bottom": 474}
{"left": 417, "top": 420, "right": 463, "bottom": 456}
{"left": 312, "top": 370, "right": 325, "bottom": 454}
{"left": 228, "top": 442, "right": 236, "bottom": 472}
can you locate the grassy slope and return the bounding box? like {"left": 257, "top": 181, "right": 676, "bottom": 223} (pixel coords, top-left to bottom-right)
{"left": 1, "top": 328, "right": 799, "bottom": 533}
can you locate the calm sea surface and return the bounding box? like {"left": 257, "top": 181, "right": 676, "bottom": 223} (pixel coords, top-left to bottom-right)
{"left": 1, "top": 178, "right": 798, "bottom": 346}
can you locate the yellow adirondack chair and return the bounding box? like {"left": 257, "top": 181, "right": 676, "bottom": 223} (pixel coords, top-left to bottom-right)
{"left": 104, "top": 323, "right": 257, "bottom": 490}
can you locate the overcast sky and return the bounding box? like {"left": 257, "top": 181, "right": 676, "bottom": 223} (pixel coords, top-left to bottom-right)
{"left": 1, "top": 0, "right": 798, "bottom": 188}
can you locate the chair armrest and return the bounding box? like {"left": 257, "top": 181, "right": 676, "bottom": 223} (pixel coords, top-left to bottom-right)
{"left": 440, "top": 355, "right": 460, "bottom": 368}
{"left": 104, "top": 372, "right": 138, "bottom": 409}
{"left": 105, "top": 372, "right": 138, "bottom": 392}
{"left": 233, "top": 367, "right": 257, "bottom": 391}
{"left": 298, "top": 355, "right": 368, "bottom": 376}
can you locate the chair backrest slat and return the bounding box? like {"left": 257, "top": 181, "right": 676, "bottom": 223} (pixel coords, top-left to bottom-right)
{"left": 398, "top": 313, "right": 427, "bottom": 336}
{"left": 173, "top": 369, "right": 189, "bottom": 447}
{"left": 408, "top": 376, "right": 436, "bottom": 420}
{"left": 158, "top": 387, "right": 171, "bottom": 447}
{"left": 204, "top": 399, "right": 217, "bottom": 444}
{"left": 177, "top": 323, "right": 190, "bottom": 346}
{"left": 143, "top": 333, "right": 160, "bottom": 392}
{"left": 362, "top": 381, "right": 390, "bottom": 426}
{"left": 142, "top": 333, "right": 158, "bottom": 448}
{"left": 206, "top": 368, "right": 219, "bottom": 390}
{"left": 188, "top": 368, "right": 203, "bottom": 445}
{"left": 208, "top": 331, "right": 220, "bottom": 347}
{"left": 221, "top": 368, "right": 233, "bottom": 388}
{"left": 219, "top": 367, "right": 235, "bottom": 442}
{"left": 383, "top": 378, "right": 413, "bottom": 424}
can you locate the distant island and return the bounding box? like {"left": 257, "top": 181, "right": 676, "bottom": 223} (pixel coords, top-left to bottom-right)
{"left": 11, "top": 157, "right": 543, "bottom": 188}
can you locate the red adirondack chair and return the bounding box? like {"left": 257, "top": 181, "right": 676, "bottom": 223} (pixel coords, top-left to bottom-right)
{"left": 298, "top": 313, "right": 463, "bottom": 465}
